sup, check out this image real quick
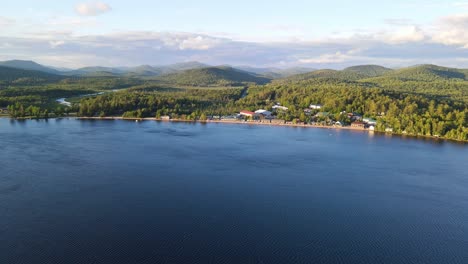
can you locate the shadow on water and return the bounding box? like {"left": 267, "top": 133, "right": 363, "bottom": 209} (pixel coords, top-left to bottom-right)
{"left": 9, "top": 119, "right": 27, "bottom": 126}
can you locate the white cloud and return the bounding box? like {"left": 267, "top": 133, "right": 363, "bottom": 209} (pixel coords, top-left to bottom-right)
{"left": 178, "top": 35, "right": 223, "bottom": 50}
{"left": 49, "top": 40, "right": 66, "bottom": 48}
{"left": 453, "top": 1, "right": 468, "bottom": 9}
{"left": 298, "top": 51, "right": 352, "bottom": 64}
{"left": 47, "top": 16, "right": 97, "bottom": 27}
{"left": 86, "top": 32, "right": 227, "bottom": 51}
{"left": 432, "top": 14, "right": 468, "bottom": 48}
{"left": 0, "top": 17, "right": 15, "bottom": 27}
{"left": 383, "top": 18, "right": 414, "bottom": 26}
{"left": 4, "top": 9, "right": 468, "bottom": 69}
{"left": 1, "top": 29, "right": 467, "bottom": 69}
{"left": 296, "top": 48, "right": 369, "bottom": 65}
{"left": 291, "top": 25, "right": 427, "bottom": 47}
{"left": 75, "top": 1, "right": 112, "bottom": 16}
{"left": 383, "top": 26, "right": 426, "bottom": 44}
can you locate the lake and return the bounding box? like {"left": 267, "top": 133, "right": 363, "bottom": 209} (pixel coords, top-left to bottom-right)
{"left": 0, "top": 118, "right": 467, "bottom": 264}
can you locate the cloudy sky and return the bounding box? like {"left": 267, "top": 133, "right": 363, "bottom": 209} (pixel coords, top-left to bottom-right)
{"left": 1, "top": 0, "right": 468, "bottom": 69}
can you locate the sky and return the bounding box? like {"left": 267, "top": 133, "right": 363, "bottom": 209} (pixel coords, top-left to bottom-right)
{"left": 1, "top": 0, "right": 468, "bottom": 69}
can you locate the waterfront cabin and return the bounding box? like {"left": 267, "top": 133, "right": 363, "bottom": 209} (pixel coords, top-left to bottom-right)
{"left": 255, "top": 109, "right": 272, "bottom": 116}
{"left": 272, "top": 105, "right": 289, "bottom": 111}
{"left": 348, "top": 113, "right": 363, "bottom": 121}
{"left": 351, "top": 122, "right": 365, "bottom": 128}
{"left": 221, "top": 115, "right": 238, "bottom": 121}
{"left": 161, "top": 115, "right": 171, "bottom": 120}
{"left": 309, "top": 104, "right": 323, "bottom": 110}
{"left": 363, "top": 117, "right": 377, "bottom": 125}
{"left": 315, "top": 112, "right": 330, "bottom": 118}
{"left": 239, "top": 110, "right": 260, "bottom": 120}
{"left": 239, "top": 110, "right": 257, "bottom": 118}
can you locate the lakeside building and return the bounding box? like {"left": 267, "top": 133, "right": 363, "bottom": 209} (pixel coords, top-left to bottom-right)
{"left": 239, "top": 110, "right": 257, "bottom": 118}
{"left": 334, "top": 121, "right": 343, "bottom": 127}
{"left": 363, "top": 118, "right": 377, "bottom": 125}
{"left": 315, "top": 112, "right": 330, "bottom": 118}
{"left": 351, "top": 122, "right": 365, "bottom": 128}
{"left": 272, "top": 105, "right": 289, "bottom": 111}
{"left": 255, "top": 109, "right": 272, "bottom": 118}
{"left": 310, "top": 104, "right": 323, "bottom": 110}
{"left": 348, "top": 113, "right": 363, "bottom": 121}
{"left": 221, "top": 115, "right": 238, "bottom": 121}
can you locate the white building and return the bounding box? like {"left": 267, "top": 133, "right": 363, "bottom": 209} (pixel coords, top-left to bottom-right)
{"left": 309, "top": 104, "right": 323, "bottom": 110}
{"left": 272, "top": 105, "right": 289, "bottom": 111}
{"left": 363, "top": 117, "right": 377, "bottom": 125}
{"left": 255, "top": 109, "right": 272, "bottom": 117}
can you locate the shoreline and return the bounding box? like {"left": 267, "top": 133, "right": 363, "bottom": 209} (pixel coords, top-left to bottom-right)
{"left": 76, "top": 116, "right": 368, "bottom": 131}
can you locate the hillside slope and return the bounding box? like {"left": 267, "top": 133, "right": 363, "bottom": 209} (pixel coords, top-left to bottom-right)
{"left": 0, "top": 66, "right": 61, "bottom": 85}
{"left": 343, "top": 65, "right": 393, "bottom": 77}
{"left": 365, "top": 65, "right": 468, "bottom": 82}
{"left": 237, "top": 66, "right": 315, "bottom": 79}
{"left": 0, "top": 60, "right": 61, "bottom": 74}
{"left": 281, "top": 69, "right": 367, "bottom": 82}
{"left": 156, "top": 66, "right": 271, "bottom": 86}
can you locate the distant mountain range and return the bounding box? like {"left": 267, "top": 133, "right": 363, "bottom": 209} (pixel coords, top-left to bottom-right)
{"left": 1, "top": 60, "right": 468, "bottom": 86}
{"left": 0, "top": 60, "right": 315, "bottom": 79}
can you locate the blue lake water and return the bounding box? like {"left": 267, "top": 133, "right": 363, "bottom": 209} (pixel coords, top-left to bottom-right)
{"left": 0, "top": 118, "right": 467, "bottom": 264}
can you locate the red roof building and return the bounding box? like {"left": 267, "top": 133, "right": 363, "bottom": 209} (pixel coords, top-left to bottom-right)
{"left": 351, "top": 122, "right": 365, "bottom": 128}
{"left": 240, "top": 110, "right": 256, "bottom": 117}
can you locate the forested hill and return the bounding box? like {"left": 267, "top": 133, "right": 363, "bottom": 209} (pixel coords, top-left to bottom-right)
{"left": 279, "top": 64, "right": 468, "bottom": 84}
{"left": 65, "top": 67, "right": 126, "bottom": 76}
{"left": 0, "top": 60, "right": 61, "bottom": 74}
{"left": 155, "top": 66, "right": 272, "bottom": 86}
{"left": 64, "top": 62, "right": 210, "bottom": 77}
{"left": 124, "top": 65, "right": 162, "bottom": 77}
{"left": 236, "top": 66, "right": 315, "bottom": 79}
{"left": 364, "top": 65, "right": 468, "bottom": 82}
{"left": 279, "top": 69, "right": 370, "bottom": 82}
{"left": 343, "top": 65, "right": 393, "bottom": 77}
{"left": 0, "top": 66, "right": 62, "bottom": 86}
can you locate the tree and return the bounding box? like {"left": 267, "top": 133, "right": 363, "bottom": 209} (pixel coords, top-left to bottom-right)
{"left": 199, "top": 113, "right": 207, "bottom": 121}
